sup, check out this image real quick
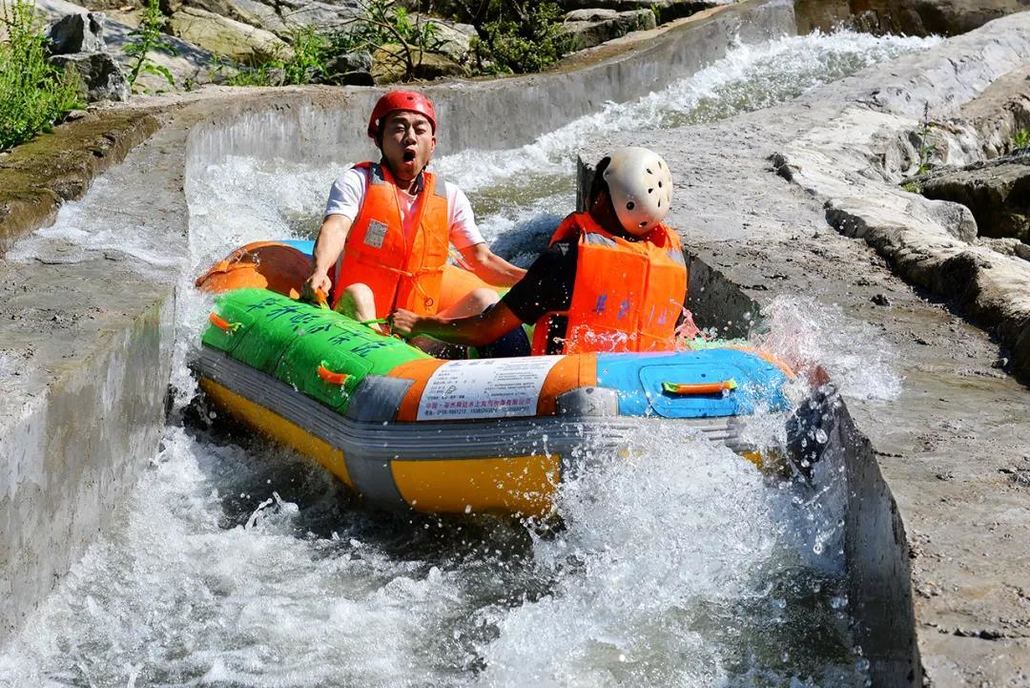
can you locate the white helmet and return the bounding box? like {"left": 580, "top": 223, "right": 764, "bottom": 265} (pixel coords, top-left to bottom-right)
{"left": 603, "top": 146, "right": 672, "bottom": 235}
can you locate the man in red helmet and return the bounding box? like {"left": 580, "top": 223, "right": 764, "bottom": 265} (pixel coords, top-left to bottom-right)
{"left": 302, "top": 90, "right": 526, "bottom": 328}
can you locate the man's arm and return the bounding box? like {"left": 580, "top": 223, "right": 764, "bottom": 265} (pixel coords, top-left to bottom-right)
{"left": 457, "top": 242, "right": 527, "bottom": 287}
{"left": 303, "top": 214, "right": 353, "bottom": 298}
{"left": 391, "top": 301, "right": 524, "bottom": 346}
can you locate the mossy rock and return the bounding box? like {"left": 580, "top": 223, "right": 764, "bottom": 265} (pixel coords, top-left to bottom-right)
{"left": 371, "top": 44, "right": 467, "bottom": 84}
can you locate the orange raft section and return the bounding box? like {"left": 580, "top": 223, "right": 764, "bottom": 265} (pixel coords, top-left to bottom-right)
{"left": 195, "top": 240, "right": 498, "bottom": 311}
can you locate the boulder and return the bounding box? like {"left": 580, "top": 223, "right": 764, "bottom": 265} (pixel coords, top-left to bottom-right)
{"left": 169, "top": 6, "right": 290, "bottom": 63}
{"left": 324, "top": 50, "right": 370, "bottom": 74}
{"left": 47, "top": 11, "right": 106, "bottom": 54}
{"left": 797, "top": 0, "right": 1029, "bottom": 37}
{"left": 562, "top": 8, "right": 656, "bottom": 51}
{"left": 173, "top": 0, "right": 289, "bottom": 36}
{"left": 916, "top": 150, "right": 1030, "bottom": 243}
{"left": 371, "top": 44, "right": 465, "bottom": 83}
{"left": 979, "top": 236, "right": 1030, "bottom": 262}
{"left": 72, "top": 0, "right": 140, "bottom": 10}
{"left": 320, "top": 69, "right": 374, "bottom": 86}
{"left": 794, "top": 0, "right": 853, "bottom": 34}
{"left": 50, "top": 51, "right": 130, "bottom": 101}
{"left": 415, "top": 15, "right": 477, "bottom": 64}
{"left": 275, "top": 0, "right": 363, "bottom": 31}
{"left": 559, "top": 0, "right": 710, "bottom": 23}
{"left": 320, "top": 50, "right": 372, "bottom": 85}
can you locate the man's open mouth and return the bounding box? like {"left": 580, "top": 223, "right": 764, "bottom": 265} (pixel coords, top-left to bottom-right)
{"left": 403, "top": 149, "right": 417, "bottom": 162}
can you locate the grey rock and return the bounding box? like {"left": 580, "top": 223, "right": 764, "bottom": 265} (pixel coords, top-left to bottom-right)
{"left": 560, "top": 0, "right": 709, "bottom": 23}
{"left": 47, "top": 12, "right": 106, "bottom": 54}
{"left": 276, "top": 0, "right": 362, "bottom": 30}
{"left": 916, "top": 150, "right": 1030, "bottom": 243}
{"left": 169, "top": 6, "right": 290, "bottom": 62}
{"left": 324, "top": 50, "right": 371, "bottom": 75}
{"left": 372, "top": 44, "right": 466, "bottom": 83}
{"left": 179, "top": 0, "right": 290, "bottom": 37}
{"left": 50, "top": 51, "right": 129, "bottom": 102}
{"left": 418, "top": 15, "right": 477, "bottom": 64}
{"left": 320, "top": 69, "right": 374, "bottom": 86}
{"left": 795, "top": 0, "right": 1029, "bottom": 37}
{"left": 562, "top": 8, "right": 656, "bottom": 52}
{"left": 978, "top": 237, "right": 1030, "bottom": 262}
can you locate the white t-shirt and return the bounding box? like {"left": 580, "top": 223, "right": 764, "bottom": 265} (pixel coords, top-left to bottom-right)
{"left": 323, "top": 165, "right": 484, "bottom": 250}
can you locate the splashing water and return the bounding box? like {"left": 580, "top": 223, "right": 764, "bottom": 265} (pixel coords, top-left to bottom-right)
{"left": 756, "top": 296, "right": 903, "bottom": 403}
{"left": 0, "top": 29, "right": 922, "bottom": 686}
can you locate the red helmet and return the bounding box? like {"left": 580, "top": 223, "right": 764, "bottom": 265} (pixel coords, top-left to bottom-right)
{"left": 367, "top": 90, "right": 437, "bottom": 139}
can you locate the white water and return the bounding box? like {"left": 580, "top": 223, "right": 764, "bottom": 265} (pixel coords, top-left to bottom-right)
{"left": 0, "top": 29, "right": 922, "bottom": 687}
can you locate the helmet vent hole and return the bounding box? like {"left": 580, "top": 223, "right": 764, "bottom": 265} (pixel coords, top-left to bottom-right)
{"left": 646, "top": 168, "right": 653, "bottom": 174}
{"left": 648, "top": 188, "right": 654, "bottom": 194}
{"left": 626, "top": 201, "right": 635, "bottom": 210}
{"left": 658, "top": 181, "right": 663, "bottom": 188}
{"left": 658, "top": 200, "right": 662, "bottom": 207}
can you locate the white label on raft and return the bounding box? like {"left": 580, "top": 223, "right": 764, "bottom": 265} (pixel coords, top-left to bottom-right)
{"left": 417, "top": 356, "right": 564, "bottom": 421}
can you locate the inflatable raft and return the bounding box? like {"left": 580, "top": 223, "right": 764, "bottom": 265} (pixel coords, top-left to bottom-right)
{"left": 194, "top": 242, "right": 794, "bottom": 516}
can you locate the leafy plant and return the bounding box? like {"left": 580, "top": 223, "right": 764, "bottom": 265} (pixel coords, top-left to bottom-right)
{"left": 1014, "top": 128, "right": 1029, "bottom": 150}
{"left": 377, "top": 0, "right": 570, "bottom": 75}
{"left": 914, "top": 101, "right": 937, "bottom": 175}
{"left": 281, "top": 26, "right": 330, "bottom": 84}
{"left": 223, "top": 27, "right": 330, "bottom": 86}
{"left": 0, "top": 0, "right": 82, "bottom": 151}
{"left": 340, "top": 0, "right": 445, "bottom": 82}
{"left": 473, "top": 1, "right": 568, "bottom": 74}
{"left": 124, "top": 0, "right": 176, "bottom": 91}
{"left": 225, "top": 0, "right": 448, "bottom": 86}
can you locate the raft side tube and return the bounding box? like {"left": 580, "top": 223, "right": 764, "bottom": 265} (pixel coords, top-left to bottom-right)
{"left": 194, "top": 348, "right": 750, "bottom": 514}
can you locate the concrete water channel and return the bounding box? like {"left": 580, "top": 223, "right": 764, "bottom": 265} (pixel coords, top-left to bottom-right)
{"left": 1, "top": 0, "right": 1029, "bottom": 685}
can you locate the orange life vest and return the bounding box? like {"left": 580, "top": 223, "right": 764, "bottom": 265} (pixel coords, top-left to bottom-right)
{"left": 531, "top": 212, "right": 687, "bottom": 355}
{"left": 333, "top": 162, "right": 450, "bottom": 318}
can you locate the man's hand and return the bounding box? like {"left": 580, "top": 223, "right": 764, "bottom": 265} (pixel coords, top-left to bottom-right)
{"left": 390, "top": 309, "right": 421, "bottom": 338}
{"left": 301, "top": 271, "right": 332, "bottom": 305}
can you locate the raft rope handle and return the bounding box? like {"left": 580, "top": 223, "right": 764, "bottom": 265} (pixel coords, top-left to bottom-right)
{"left": 662, "top": 379, "right": 737, "bottom": 396}
{"left": 209, "top": 312, "right": 241, "bottom": 333}
{"left": 317, "top": 362, "right": 350, "bottom": 386}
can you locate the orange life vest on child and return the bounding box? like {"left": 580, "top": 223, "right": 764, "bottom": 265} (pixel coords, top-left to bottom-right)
{"left": 531, "top": 212, "right": 687, "bottom": 355}
{"left": 333, "top": 162, "right": 450, "bottom": 318}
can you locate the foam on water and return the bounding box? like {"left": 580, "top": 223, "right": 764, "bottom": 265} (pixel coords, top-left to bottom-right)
{"left": 0, "top": 424, "right": 860, "bottom": 687}
{"left": 434, "top": 30, "right": 937, "bottom": 196}
{"left": 0, "top": 29, "right": 921, "bottom": 686}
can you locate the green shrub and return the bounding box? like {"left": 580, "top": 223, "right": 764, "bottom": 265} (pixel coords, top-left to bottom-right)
{"left": 410, "top": 0, "right": 570, "bottom": 74}
{"left": 1014, "top": 128, "right": 1030, "bottom": 150}
{"left": 281, "top": 26, "right": 330, "bottom": 84}
{"left": 472, "top": 2, "right": 568, "bottom": 74}
{"left": 226, "top": 0, "right": 445, "bottom": 86}
{"left": 124, "top": 0, "right": 176, "bottom": 91}
{"left": 0, "top": 0, "right": 82, "bottom": 151}
{"left": 914, "top": 101, "right": 937, "bottom": 176}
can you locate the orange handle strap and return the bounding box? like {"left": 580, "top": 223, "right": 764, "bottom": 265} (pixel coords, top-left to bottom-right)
{"left": 662, "top": 379, "right": 737, "bottom": 396}
{"left": 298, "top": 288, "right": 330, "bottom": 309}
{"left": 209, "top": 312, "right": 240, "bottom": 333}
{"left": 317, "top": 363, "right": 349, "bottom": 386}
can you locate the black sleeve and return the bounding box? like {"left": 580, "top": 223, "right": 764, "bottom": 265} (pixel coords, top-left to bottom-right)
{"left": 501, "top": 240, "right": 578, "bottom": 324}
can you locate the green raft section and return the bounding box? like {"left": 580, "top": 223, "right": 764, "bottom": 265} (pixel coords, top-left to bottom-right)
{"left": 203, "top": 289, "right": 430, "bottom": 414}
